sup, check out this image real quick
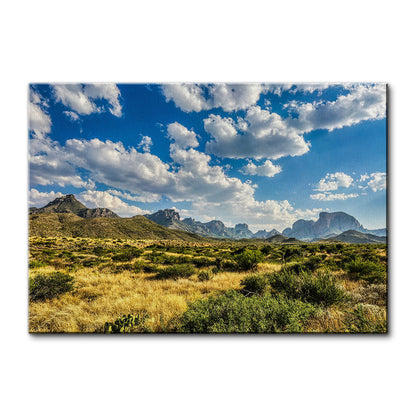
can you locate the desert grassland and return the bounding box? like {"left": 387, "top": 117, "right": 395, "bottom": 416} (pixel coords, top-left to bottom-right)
{"left": 28, "top": 236, "right": 387, "bottom": 333}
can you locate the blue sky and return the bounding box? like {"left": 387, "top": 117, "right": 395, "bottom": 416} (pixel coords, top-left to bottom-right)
{"left": 28, "top": 83, "right": 386, "bottom": 231}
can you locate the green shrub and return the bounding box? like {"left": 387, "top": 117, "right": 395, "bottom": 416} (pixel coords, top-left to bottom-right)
{"left": 154, "top": 264, "right": 196, "bottom": 280}
{"left": 82, "top": 258, "right": 101, "bottom": 267}
{"left": 177, "top": 290, "right": 317, "bottom": 333}
{"left": 174, "top": 255, "right": 193, "bottom": 265}
{"left": 235, "top": 249, "right": 265, "bottom": 271}
{"left": 92, "top": 246, "right": 107, "bottom": 256}
{"left": 193, "top": 256, "right": 216, "bottom": 268}
{"left": 260, "top": 245, "right": 273, "bottom": 255}
{"left": 112, "top": 247, "right": 143, "bottom": 262}
{"left": 29, "top": 272, "right": 75, "bottom": 302}
{"left": 143, "top": 264, "right": 160, "bottom": 273}
{"left": 197, "top": 270, "right": 212, "bottom": 282}
{"left": 240, "top": 274, "right": 268, "bottom": 295}
{"left": 283, "top": 247, "right": 302, "bottom": 260}
{"left": 346, "top": 259, "right": 386, "bottom": 283}
{"left": 269, "top": 269, "right": 345, "bottom": 307}
{"left": 29, "top": 260, "right": 46, "bottom": 268}
{"left": 286, "top": 263, "right": 303, "bottom": 275}
{"left": 132, "top": 260, "right": 146, "bottom": 272}
{"left": 302, "top": 256, "right": 322, "bottom": 272}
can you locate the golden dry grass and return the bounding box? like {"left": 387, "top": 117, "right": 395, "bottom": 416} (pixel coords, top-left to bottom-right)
{"left": 29, "top": 264, "right": 251, "bottom": 333}
{"left": 28, "top": 237, "right": 387, "bottom": 333}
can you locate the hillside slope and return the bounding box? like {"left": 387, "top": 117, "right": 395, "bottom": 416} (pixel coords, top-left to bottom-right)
{"left": 29, "top": 212, "right": 209, "bottom": 242}
{"left": 323, "top": 230, "right": 387, "bottom": 244}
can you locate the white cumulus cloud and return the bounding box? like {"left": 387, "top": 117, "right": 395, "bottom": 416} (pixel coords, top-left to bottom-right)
{"left": 287, "top": 83, "right": 386, "bottom": 133}
{"left": 29, "top": 89, "right": 51, "bottom": 139}
{"left": 204, "top": 106, "right": 310, "bottom": 160}
{"left": 167, "top": 122, "right": 199, "bottom": 149}
{"left": 162, "top": 83, "right": 266, "bottom": 113}
{"left": 367, "top": 172, "right": 387, "bottom": 192}
{"left": 78, "top": 190, "right": 150, "bottom": 217}
{"left": 203, "top": 83, "right": 385, "bottom": 160}
{"left": 310, "top": 193, "right": 359, "bottom": 201}
{"left": 107, "top": 189, "right": 160, "bottom": 203}
{"left": 315, "top": 172, "right": 354, "bottom": 192}
{"left": 63, "top": 111, "right": 80, "bottom": 121}
{"left": 138, "top": 136, "right": 153, "bottom": 152}
{"left": 53, "top": 83, "right": 122, "bottom": 117}
{"left": 28, "top": 189, "right": 64, "bottom": 207}
{"left": 240, "top": 160, "right": 282, "bottom": 177}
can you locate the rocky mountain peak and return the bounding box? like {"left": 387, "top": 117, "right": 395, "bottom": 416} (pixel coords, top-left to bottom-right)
{"left": 283, "top": 211, "right": 365, "bottom": 241}
{"left": 235, "top": 223, "right": 249, "bottom": 231}
{"left": 30, "top": 194, "right": 119, "bottom": 219}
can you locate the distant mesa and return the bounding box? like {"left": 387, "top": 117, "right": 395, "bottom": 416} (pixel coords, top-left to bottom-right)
{"left": 282, "top": 211, "right": 387, "bottom": 241}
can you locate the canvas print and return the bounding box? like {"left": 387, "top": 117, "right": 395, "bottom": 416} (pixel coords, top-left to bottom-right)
{"left": 28, "top": 83, "right": 387, "bottom": 333}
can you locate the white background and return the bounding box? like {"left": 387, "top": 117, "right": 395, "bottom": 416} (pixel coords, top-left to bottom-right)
{"left": 0, "top": 1, "right": 413, "bottom": 415}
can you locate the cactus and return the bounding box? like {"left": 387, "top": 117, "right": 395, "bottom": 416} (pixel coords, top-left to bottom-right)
{"left": 102, "top": 312, "right": 149, "bottom": 333}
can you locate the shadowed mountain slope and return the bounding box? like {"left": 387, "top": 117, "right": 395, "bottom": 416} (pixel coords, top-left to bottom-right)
{"left": 322, "top": 230, "right": 387, "bottom": 244}
{"left": 29, "top": 212, "right": 208, "bottom": 241}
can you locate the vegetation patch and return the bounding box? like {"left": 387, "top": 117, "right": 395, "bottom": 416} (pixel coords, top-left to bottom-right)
{"left": 176, "top": 290, "right": 317, "bottom": 333}
{"left": 342, "top": 304, "right": 387, "bottom": 333}
{"left": 154, "top": 264, "right": 196, "bottom": 280}
{"left": 235, "top": 249, "right": 265, "bottom": 271}
{"left": 346, "top": 258, "right": 386, "bottom": 283}
{"left": 103, "top": 313, "right": 149, "bottom": 333}
{"left": 240, "top": 274, "right": 268, "bottom": 295}
{"left": 269, "top": 269, "right": 345, "bottom": 307}
{"left": 29, "top": 272, "right": 75, "bottom": 302}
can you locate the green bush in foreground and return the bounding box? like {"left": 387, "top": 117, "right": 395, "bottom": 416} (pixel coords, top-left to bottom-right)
{"left": 235, "top": 249, "right": 265, "bottom": 271}
{"left": 177, "top": 290, "right": 317, "bottom": 333}
{"left": 269, "top": 269, "right": 345, "bottom": 307}
{"left": 240, "top": 274, "right": 268, "bottom": 295}
{"left": 346, "top": 259, "right": 386, "bottom": 283}
{"left": 154, "top": 264, "right": 196, "bottom": 280}
{"left": 29, "top": 272, "right": 75, "bottom": 302}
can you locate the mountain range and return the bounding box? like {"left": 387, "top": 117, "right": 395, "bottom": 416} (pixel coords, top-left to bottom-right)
{"left": 144, "top": 209, "right": 280, "bottom": 239}
{"left": 29, "top": 195, "right": 387, "bottom": 243}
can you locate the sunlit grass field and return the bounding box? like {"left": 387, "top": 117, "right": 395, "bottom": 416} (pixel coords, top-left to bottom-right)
{"left": 28, "top": 236, "right": 387, "bottom": 333}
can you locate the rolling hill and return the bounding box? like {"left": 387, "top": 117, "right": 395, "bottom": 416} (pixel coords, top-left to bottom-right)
{"left": 322, "top": 230, "right": 387, "bottom": 244}
{"left": 29, "top": 212, "right": 209, "bottom": 242}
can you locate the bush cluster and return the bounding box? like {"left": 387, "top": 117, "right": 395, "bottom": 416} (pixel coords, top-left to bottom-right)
{"left": 240, "top": 274, "right": 268, "bottom": 295}
{"left": 177, "top": 290, "right": 317, "bottom": 333}
{"left": 346, "top": 259, "right": 386, "bottom": 283}
{"left": 269, "top": 269, "right": 345, "bottom": 306}
{"left": 235, "top": 249, "right": 265, "bottom": 271}
{"left": 154, "top": 264, "right": 196, "bottom": 280}
{"left": 112, "top": 247, "right": 143, "bottom": 262}
{"left": 29, "top": 272, "right": 75, "bottom": 302}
